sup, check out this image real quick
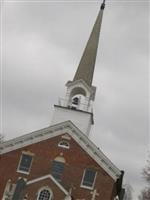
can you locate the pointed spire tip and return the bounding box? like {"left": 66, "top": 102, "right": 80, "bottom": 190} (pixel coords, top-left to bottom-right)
{"left": 101, "top": 0, "right": 106, "bottom": 10}
{"left": 73, "top": 0, "right": 105, "bottom": 86}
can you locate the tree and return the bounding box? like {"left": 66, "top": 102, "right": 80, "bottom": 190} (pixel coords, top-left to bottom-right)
{"left": 123, "top": 184, "right": 133, "bottom": 200}
{"left": 138, "top": 156, "right": 150, "bottom": 200}
{"left": 139, "top": 189, "right": 150, "bottom": 200}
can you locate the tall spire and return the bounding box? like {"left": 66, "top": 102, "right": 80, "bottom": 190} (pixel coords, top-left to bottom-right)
{"left": 73, "top": 0, "right": 105, "bottom": 87}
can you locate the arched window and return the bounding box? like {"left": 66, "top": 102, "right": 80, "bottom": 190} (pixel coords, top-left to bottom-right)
{"left": 37, "top": 188, "right": 52, "bottom": 200}
{"left": 70, "top": 87, "right": 87, "bottom": 97}
{"left": 58, "top": 140, "right": 70, "bottom": 149}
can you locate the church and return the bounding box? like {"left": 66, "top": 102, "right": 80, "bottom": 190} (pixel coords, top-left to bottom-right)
{"left": 0, "top": 1, "right": 125, "bottom": 199}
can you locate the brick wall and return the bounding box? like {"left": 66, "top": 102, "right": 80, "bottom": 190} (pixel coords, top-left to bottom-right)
{"left": 23, "top": 178, "right": 66, "bottom": 199}
{"left": 0, "top": 133, "right": 116, "bottom": 200}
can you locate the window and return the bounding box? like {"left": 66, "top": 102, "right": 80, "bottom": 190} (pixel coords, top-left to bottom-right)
{"left": 81, "top": 169, "right": 96, "bottom": 189}
{"left": 2, "top": 180, "right": 16, "bottom": 200}
{"left": 17, "top": 153, "right": 33, "bottom": 174}
{"left": 58, "top": 140, "right": 70, "bottom": 149}
{"left": 38, "top": 189, "right": 52, "bottom": 200}
{"left": 72, "top": 97, "right": 79, "bottom": 105}
{"left": 51, "top": 161, "right": 64, "bottom": 181}
{"left": 51, "top": 160, "right": 65, "bottom": 181}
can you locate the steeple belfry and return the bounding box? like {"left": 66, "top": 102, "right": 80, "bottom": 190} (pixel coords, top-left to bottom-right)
{"left": 73, "top": 0, "right": 105, "bottom": 86}
{"left": 51, "top": 1, "right": 106, "bottom": 137}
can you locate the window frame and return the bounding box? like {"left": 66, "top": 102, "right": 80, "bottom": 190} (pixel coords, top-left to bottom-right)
{"left": 58, "top": 140, "right": 70, "bottom": 149}
{"left": 17, "top": 152, "right": 33, "bottom": 175}
{"left": 51, "top": 160, "right": 65, "bottom": 181}
{"left": 37, "top": 187, "right": 53, "bottom": 200}
{"left": 80, "top": 169, "right": 97, "bottom": 190}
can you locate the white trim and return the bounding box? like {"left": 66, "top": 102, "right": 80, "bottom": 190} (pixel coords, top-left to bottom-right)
{"left": 66, "top": 126, "right": 121, "bottom": 180}
{"left": 66, "top": 79, "right": 96, "bottom": 101}
{"left": 22, "top": 150, "right": 35, "bottom": 156}
{"left": 2, "top": 180, "right": 16, "bottom": 200}
{"left": 58, "top": 140, "right": 70, "bottom": 149}
{"left": 61, "top": 134, "right": 71, "bottom": 140}
{"left": 0, "top": 123, "right": 67, "bottom": 154}
{"left": 27, "top": 174, "right": 69, "bottom": 196}
{"left": 80, "top": 169, "right": 97, "bottom": 190}
{"left": 37, "top": 186, "right": 53, "bottom": 200}
{"left": 0, "top": 121, "right": 121, "bottom": 180}
{"left": 17, "top": 152, "right": 33, "bottom": 175}
{"left": 66, "top": 79, "right": 92, "bottom": 94}
{"left": 17, "top": 170, "right": 30, "bottom": 175}
{"left": 54, "top": 156, "right": 66, "bottom": 163}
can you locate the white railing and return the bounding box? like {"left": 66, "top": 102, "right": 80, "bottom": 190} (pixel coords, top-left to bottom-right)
{"left": 58, "top": 98, "right": 93, "bottom": 113}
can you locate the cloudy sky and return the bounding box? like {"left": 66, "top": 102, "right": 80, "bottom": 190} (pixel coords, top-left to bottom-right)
{"left": 1, "top": 0, "right": 149, "bottom": 199}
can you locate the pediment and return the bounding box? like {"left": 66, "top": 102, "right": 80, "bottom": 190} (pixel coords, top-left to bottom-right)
{"left": 0, "top": 121, "right": 121, "bottom": 181}
{"left": 27, "top": 174, "right": 69, "bottom": 196}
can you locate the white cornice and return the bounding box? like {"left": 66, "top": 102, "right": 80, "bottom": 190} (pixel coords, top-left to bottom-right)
{"left": 0, "top": 121, "right": 121, "bottom": 181}
{"left": 0, "top": 122, "right": 68, "bottom": 154}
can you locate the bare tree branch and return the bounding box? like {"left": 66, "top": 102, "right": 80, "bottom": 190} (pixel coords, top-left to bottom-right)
{"left": 138, "top": 156, "right": 150, "bottom": 200}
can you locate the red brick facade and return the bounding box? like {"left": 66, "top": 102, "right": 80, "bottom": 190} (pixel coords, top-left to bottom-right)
{"left": 23, "top": 178, "right": 66, "bottom": 199}
{"left": 0, "top": 133, "right": 117, "bottom": 200}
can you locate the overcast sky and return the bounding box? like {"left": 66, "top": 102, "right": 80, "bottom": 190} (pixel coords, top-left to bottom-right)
{"left": 1, "top": 0, "right": 149, "bottom": 199}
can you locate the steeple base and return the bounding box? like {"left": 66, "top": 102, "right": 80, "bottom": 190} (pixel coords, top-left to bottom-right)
{"left": 51, "top": 105, "right": 94, "bottom": 137}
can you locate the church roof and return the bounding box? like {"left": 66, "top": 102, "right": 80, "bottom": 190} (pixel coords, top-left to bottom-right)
{"left": 73, "top": 1, "right": 105, "bottom": 86}
{"left": 0, "top": 120, "right": 121, "bottom": 181}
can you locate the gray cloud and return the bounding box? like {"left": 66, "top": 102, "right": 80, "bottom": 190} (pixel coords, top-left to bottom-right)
{"left": 1, "top": 1, "right": 149, "bottom": 199}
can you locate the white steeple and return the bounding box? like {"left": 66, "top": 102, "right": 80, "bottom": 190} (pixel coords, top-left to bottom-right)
{"left": 51, "top": 1, "right": 105, "bottom": 137}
